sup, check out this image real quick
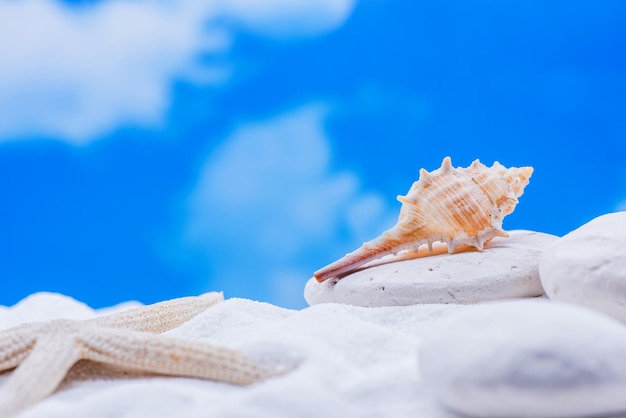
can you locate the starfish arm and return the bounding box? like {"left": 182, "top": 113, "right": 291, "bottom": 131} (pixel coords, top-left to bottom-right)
{"left": 79, "top": 328, "right": 277, "bottom": 385}
{"left": 0, "top": 334, "right": 81, "bottom": 418}
{"left": 0, "top": 324, "right": 39, "bottom": 372}
{"left": 90, "top": 292, "right": 224, "bottom": 333}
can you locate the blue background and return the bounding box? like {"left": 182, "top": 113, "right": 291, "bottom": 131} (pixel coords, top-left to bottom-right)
{"left": 1, "top": 0, "right": 625, "bottom": 309}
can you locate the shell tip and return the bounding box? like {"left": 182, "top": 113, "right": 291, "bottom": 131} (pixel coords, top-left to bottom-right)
{"left": 313, "top": 272, "right": 326, "bottom": 283}
{"left": 521, "top": 166, "right": 534, "bottom": 180}
{"left": 441, "top": 156, "right": 453, "bottom": 173}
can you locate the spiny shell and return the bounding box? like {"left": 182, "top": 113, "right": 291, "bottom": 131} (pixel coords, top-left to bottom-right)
{"left": 314, "top": 156, "right": 533, "bottom": 282}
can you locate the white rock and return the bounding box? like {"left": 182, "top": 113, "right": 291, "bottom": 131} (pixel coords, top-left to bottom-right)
{"left": 305, "top": 230, "right": 556, "bottom": 307}
{"left": 540, "top": 211, "right": 626, "bottom": 322}
{"left": 418, "top": 300, "right": 626, "bottom": 418}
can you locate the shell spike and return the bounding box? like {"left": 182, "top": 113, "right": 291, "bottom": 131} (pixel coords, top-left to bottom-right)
{"left": 470, "top": 159, "right": 482, "bottom": 169}
{"left": 495, "top": 228, "right": 509, "bottom": 238}
{"left": 419, "top": 168, "right": 431, "bottom": 184}
{"left": 441, "top": 156, "right": 453, "bottom": 173}
{"left": 397, "top": 195, "right": 410, "bottom": 204}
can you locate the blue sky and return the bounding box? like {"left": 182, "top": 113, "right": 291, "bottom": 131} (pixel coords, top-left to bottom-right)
{"left": 1, "top": 0, "right": 625, "bottom": 309}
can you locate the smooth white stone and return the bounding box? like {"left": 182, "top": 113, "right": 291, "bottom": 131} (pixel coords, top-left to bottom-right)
{"left": 540, "top": 211, "right": 626, "bottom": 322}
{"left": 305, "top": 230, "right": 557, "bottom": 307}
{"left": 418, "top": 300, "right": 626, "bottom": 418}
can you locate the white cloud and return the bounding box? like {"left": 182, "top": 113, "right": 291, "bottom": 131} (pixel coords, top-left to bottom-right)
{"left": 0, "top": 0, "right": 355, "bottom": 143}
{"left": 216, "top": 0, "right": 355, "bottom": 39}
{"left": 184, "top": 104, "right": 394, "bottom": 308}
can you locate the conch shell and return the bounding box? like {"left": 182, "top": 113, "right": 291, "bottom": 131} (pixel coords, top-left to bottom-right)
{"left": 314, "top": 156, "right": 533, "bottom": 282}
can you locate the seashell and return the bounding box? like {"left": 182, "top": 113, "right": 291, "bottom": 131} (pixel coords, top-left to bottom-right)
{"left": 314, "top": 156, "right": 533, "bottom": 283}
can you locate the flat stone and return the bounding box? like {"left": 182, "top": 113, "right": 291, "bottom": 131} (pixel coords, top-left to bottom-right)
{"left": 540, "top": 211, "right": 626, "bottom": 321}
{"left": 305, "top": 230, "right": 557, "bottom": 307}
{"left": 418, "top": 300, "right": 626, "bottom": 418}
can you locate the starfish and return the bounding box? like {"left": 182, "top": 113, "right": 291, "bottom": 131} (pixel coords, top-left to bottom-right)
{"left": 0, "top": 292, "right": 276, "bottom": 417}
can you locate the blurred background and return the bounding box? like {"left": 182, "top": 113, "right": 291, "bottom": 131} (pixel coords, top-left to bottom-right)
{"left": 1, "top": 0, "right": 625, "bottom": 309}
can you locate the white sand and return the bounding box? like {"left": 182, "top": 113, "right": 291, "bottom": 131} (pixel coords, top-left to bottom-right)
{"left": 1, "top": 292, "right": 470, "bottom": 418}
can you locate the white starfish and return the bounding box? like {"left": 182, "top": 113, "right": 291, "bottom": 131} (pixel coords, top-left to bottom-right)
{"left": 0, "top": 292, "right": 276, "bottom": 417}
